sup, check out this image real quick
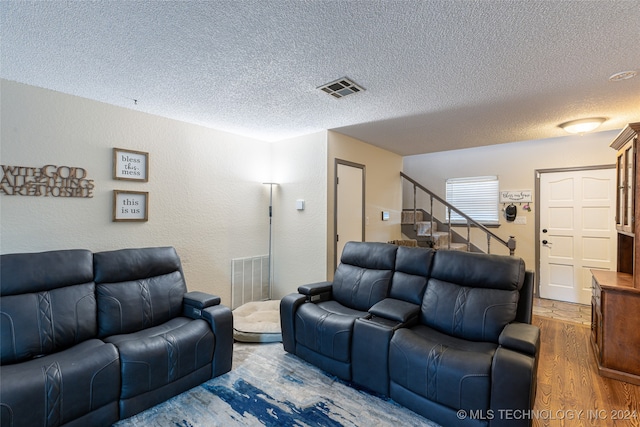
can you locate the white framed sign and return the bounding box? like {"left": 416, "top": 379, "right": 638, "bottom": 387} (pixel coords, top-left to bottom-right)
{"left": 500, "top": 190, "right": 532, "bottom": 203}
{"left": 113, "top": 190, "right": 148, "bottom": 222}
{"left": 113, "top": 148, "right": 148, "bottom": 182}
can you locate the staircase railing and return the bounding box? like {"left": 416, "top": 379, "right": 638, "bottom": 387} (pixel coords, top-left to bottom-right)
{"left": 401, "top": 172, "right": 516, "bottom": 255}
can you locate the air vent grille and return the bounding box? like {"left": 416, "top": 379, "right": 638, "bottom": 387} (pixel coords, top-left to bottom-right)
{"left": 318, "top": 77, "right": 365, "bottom": 99}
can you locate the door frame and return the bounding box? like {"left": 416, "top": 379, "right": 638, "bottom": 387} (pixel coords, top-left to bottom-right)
{"left": 334, "top": 159, "right": 366, "bottom": 271}
{"left": 534, "top": 164, "right": 615, "bottom": 298}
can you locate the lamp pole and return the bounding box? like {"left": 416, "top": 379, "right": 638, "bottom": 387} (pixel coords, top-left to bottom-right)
{"left": 263, "top": 182, "right": 277, "bottom": 299}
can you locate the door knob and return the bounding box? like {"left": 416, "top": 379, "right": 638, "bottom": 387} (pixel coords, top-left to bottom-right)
{"left": 542, "top": 229, "right": 548, "bottom": 233}
{"left": 542, "top": 240, "right": 549, "bottom": 245}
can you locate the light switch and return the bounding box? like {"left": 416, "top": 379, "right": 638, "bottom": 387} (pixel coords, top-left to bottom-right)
{"left": 296, "top": 199, "right": 305, "bottom": 210}
{"left": 381, "top": 211, "right": 390, "bottom": 221}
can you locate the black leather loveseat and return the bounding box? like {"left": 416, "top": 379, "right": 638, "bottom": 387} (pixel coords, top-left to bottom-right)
{"left": 0, "top": 246, "right": 233, "bottom": 427}
{"left": 281, "top": 241, "right": 539, "bottom": 427}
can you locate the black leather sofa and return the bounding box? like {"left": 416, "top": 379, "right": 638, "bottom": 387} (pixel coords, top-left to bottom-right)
{"left": 0, "top": 246, "right": 233, "bottom": 427}
{"left": 281, "top": 241, "right": 539, "bottom": 427}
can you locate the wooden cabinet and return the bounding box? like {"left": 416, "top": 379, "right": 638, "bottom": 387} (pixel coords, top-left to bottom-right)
{"left": 591, "top": 270, "right": 640, "bottom": 385}
{"left": 590, "top": 123, "right": 640, "bottom": 384}
{"left": 610, "top": 123, "right": 640, "bottom": 276}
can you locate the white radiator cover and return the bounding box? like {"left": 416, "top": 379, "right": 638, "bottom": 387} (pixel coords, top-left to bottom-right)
{"left": 231, "top": 255, "right": 269, "bottom": 310}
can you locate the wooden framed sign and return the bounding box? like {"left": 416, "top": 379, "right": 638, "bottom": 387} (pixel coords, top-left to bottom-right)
{"left": 113, "top": 148, "right": 148, "bottom": 182}
{"left": 113, "top": 190, "right": 148, "bottom": 222}
{"left": 500, "top": 190, "right": 532, "bottom": 203}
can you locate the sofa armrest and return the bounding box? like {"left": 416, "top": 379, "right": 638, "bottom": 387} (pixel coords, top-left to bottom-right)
{"left": 183, "top": 291, "right": 221, "bottom": 319}
{"left": 201, "top": 304, "right": 233, "bottom": 377}
{"left": 491, "top": 323, "right": 540, "bottom": 426}
{"left": 280, "top": 293, "right": 307, "bottom": 353}
{"left": 490, "top": 346, "right": 538, "bottom": 427}
{"left": 368, "top": 298, "right": 420, "bottom": 324}
{"left": 499, "top": 322, "right": 540, "bottom": 356}
{"left": 297, "top": 281, "right": 332, "bottom": 302}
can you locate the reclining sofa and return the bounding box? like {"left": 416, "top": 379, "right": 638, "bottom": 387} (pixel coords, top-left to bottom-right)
{"left": 0, "top": 246, "right": 233, "bottom": 427}
{"left": 281, "top": 241, "right": 539, "bottom": 427}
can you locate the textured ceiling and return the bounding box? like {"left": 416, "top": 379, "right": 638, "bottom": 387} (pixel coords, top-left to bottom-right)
{"left": 1, "top": 1, "right": 639, "bottom": 155}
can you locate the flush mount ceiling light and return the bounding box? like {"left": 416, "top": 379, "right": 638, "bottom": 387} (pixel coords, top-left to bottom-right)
{"left": 609, "top": 70, "right": 637, "bottom": 82}
{"left": 318, "top": 77, "right": 365, "bottom": 99}
{"left": 559, "top": 118, "right": 606, "bottom": 135}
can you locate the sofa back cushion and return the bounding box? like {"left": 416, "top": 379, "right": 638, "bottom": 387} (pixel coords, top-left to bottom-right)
{"left": 332, "top": 242, "right": 397, "bottom": 311}
{"left": 389, "top": 246, "right": 435, "bottom": 304}
{"left": 94, "top": 247, "right": 187, "bottom": 337}
{"left": 0, "top": 250, "right": 96, "bottom": 364}
{"left": 421, "top": 250, "right": 525, "bottom": 342}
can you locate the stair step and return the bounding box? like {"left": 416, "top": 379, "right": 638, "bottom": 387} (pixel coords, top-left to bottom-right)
{"left": 431, "top": 232, "right": 449, "bottom": 249}
{"left": 401, "top": 211, "right": 424, "bottom": 224}
{"left": 415, "top": 221, "right": 438, "bottom": 236}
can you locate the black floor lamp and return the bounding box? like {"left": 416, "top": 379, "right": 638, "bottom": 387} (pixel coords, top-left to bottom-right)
{"left": 263, "top": 182, "right": 277, "bottom": 299}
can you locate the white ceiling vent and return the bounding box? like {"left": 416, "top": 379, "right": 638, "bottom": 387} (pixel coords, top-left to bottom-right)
{"left": 318, "top": 77, "right": 365, "bottom": 99}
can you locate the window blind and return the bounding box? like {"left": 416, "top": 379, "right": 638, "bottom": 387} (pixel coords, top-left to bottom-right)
{"left": 445, "top": 176, "right": 499, "bottom": 224}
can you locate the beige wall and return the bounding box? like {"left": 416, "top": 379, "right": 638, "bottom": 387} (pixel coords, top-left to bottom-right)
{"left": 402, "top": 131, "right": 619, "bottom": 272}
{"left": 0, "top": 80, "right": 326, "bottom": 304}
{"left": 270, "top": 132, "right": 328, "bottom": 298}
{"left": 327, "top": 131, "right": 403, "bottom": 277}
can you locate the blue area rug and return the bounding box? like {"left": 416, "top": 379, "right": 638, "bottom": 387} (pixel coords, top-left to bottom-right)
{"left": 113, "top": 342, "right": 439, "bottom": 426}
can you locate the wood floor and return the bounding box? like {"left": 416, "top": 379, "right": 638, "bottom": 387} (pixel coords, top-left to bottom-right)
{"left": 532, "top": 315, "right": 640, "bottom": 426}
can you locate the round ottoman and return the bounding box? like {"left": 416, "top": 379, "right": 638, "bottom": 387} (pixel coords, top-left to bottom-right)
{"left": 232, "top": 299, "right": 282, "bottom": 343}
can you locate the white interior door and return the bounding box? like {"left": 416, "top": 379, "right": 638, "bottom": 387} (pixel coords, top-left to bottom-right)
{"left": 539, "top": 168, "right": 616, "bottom": 304}
{"left": 336, "top": 162, "right": 364, "bottom": 268}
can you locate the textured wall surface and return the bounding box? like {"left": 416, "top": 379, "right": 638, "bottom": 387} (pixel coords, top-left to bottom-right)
{"left": 0, "top": 80, "right": 322, "bottom": 303}
{"left": 0, "top": 80, "right": 406, "bottom": 301}
{"left": 271, "top": 132, "right": 328, "bottom": 298}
